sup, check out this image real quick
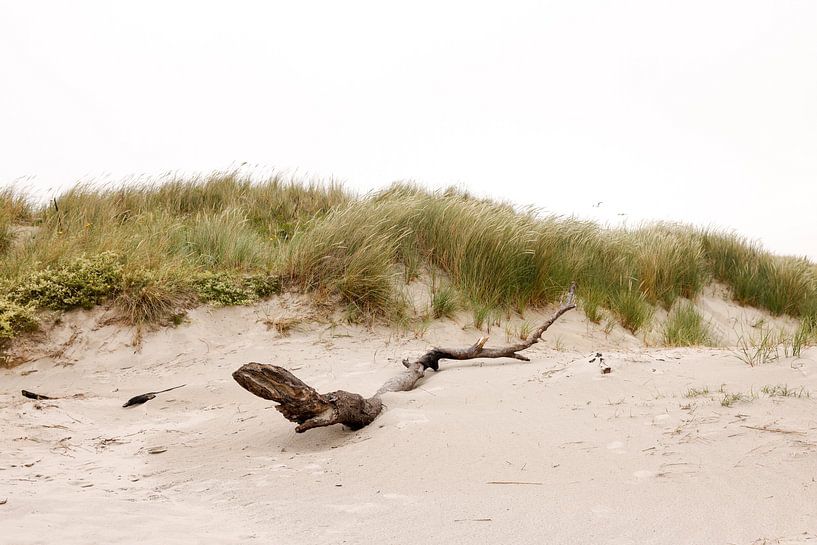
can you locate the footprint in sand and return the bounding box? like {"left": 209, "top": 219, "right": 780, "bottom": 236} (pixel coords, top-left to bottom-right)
{"left": 606, "top": 440, "right": 626, "bottom": 453}
{"left": 329, "top": 502, "right": 381, "bottom": 514}
{"left": 389, "top": 409, "right": 430, "bottom": 429}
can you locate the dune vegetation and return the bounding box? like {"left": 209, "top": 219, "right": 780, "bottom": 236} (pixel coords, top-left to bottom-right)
{"left": 2, "top": 172, "right": 817, "bottom": 352}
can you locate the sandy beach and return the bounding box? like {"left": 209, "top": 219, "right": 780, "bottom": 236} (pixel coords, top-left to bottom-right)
{"left": 2, "top": 292, "right": 816, "bottom": 545}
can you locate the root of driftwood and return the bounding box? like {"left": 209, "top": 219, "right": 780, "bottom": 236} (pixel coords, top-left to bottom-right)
{"left": 233, "top": 283, "right": 577, "bottom": 433}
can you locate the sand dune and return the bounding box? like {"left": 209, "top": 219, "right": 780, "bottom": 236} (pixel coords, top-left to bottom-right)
{"left": 2, "top": 295, "right": 816, "bottom": 545}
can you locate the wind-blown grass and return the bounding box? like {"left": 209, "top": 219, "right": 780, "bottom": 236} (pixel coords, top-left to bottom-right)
{"left": 662, "top": 301, "right": 714, "bottom": 347}
{"left": 1, "top": 173, "right": 815, "bottom": 348}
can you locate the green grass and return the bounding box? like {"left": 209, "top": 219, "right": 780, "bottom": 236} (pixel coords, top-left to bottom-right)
{"left": 732, "top": 322, "right": 790, "bottom": 366}
{"left": 662, "top": 301, "right": 714, "bottom": 347}
{"left": 431, "top": 285, "right": 460, "bottom": 319}
{"left": 760, "top": 384, "right": 810, "bottom": 398}
{"left": 720, "top": 391, "right": 750, "bottom": 408}
{"left": 684, "top": 386, "right": 710, "bottom": 398}
{"left": 792, "top": 315, "right": 817, "bottom": 357}
{"left": 610, "top": 290, "right": 655, "bottom": 334}
{"left": 1, "top": 173, "right": 816, "bottom": 352}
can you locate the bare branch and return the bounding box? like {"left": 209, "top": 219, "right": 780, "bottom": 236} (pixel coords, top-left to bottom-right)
{"left": 233, "top": 282, "right": 577, "bottom": 433}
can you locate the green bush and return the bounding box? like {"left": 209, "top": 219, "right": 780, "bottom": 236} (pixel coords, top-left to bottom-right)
{"left": 191, "top": 272, "right": 280, "bottom": 306}
{"left": 9, "top": 252, "right": 123, "bottom": 310}
{"left": 0, "top": 298, "right": 39, "bottom": 347}
{"left": 242, "top": 274, "right": 282, "bottom": 299}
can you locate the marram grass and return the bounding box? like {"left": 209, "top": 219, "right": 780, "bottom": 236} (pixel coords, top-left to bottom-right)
{"left": 1, "top": 173, "right": 816, "bottom": 350}
{"left": 662, "top": 301, "right": 715, "bottom": 347}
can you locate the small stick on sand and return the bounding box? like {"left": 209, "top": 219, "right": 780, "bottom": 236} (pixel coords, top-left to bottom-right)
{"left": 22, "top": 390, "right": 55, "bottom": 400}
{"left": 741, "top": 425, "right": 805, "bottom": 435}
{"left": 486, "top": 481, "right": 544, "bottom": 485}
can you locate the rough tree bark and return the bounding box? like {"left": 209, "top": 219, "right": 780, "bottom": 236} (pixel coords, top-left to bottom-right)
{"left": 233, "top": 283, "right": 576, "bottom": 433}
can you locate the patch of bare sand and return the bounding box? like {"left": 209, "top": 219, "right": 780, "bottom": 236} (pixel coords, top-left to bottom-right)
{"left": 2, "top": 297, "right": 817, "bottom": 545}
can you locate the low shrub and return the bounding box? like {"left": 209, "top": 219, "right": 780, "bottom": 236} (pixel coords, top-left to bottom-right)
{"left": 191, "top": 271, "right": 281, "bottom": 306}
{"left": 8, "top": 252, "right": 123, "bottom": 310}
{"left": 0, "top": 298, "right": 39, "bottom": 348}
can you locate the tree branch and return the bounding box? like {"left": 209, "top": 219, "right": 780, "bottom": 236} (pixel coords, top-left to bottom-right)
{"left": 233, "top": 282, "right": 577, "bottom": 432}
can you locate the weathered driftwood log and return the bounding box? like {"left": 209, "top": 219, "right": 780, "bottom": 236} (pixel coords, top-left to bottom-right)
{"left": 233, "top": 283, "right": 577, "bottom": 432}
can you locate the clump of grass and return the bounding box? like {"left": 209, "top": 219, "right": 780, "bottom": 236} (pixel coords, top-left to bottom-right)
{"left": 472, "top": 303, "right": 502, "bottom": 331}
{"left": 662, "top": 301, "right": 714, "bottom": 347}
{"left": 282, "top": 199, "right": 409, "bottom": 320}
{"left": 610, "top": 290, "right": 654, "bottom": 333}
{"left": 732, "top": 322, "right": 788, "bottom": 366}
{"left": 0, "top": 187, "right": 34, "bottom": 224}
{"left": 684, "top": 386, "right": 710, "bottom": 398}
{"left": 173, "top": 209, "right": 270, "bottom": 269}
{"left": 518, "top": 321, "right": 531, "bottom": 340}
{"left": 0, "top": 221, "right": 11, "bottom": 256}
{"left": 720, "top": 392, "right": 747, "bottom": 407}
{"left": 700, "top": 229, "right": 817, "bottom": 317}
{"left": 265, "top": 316, "right": 304, "bottom": 336}
{"left": 431, "top": 285, "right": 459, "bottom": 319}
{"left": 792, "top": 315, "right": 817, "bottom": 357}
{"left": 115, "top": 269, "right": 193, "bottom": 325}
{"left": 580, "top": 290, "right": 606, "bottom": 324}
{"left": 760, "top": 384, "right": 810, "bottom": 398}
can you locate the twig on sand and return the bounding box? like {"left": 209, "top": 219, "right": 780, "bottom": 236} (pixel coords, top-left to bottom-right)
{"left": 741, "top": 425, "right": 805, "bottom": 435}
{"left": 22, "top": 390, "right": 54, "bottom": 400}
{"left": 486, "top": 481, "right": 543, "bottom": 485}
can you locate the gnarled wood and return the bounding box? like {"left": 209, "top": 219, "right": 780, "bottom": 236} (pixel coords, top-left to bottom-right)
{"left": 233, "top": 283, "right": 576, "bottom": 432}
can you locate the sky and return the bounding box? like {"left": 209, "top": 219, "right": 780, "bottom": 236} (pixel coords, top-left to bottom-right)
{"left": 1, "top": 1, "right": 815, "bottom": 258}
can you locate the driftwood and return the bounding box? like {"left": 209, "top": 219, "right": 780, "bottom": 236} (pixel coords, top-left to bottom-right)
{"left": 233, "top": 283, "right": 577, "bottom": 433}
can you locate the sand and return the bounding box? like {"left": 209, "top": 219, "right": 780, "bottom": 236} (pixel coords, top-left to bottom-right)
{"left": 2, "top": 294, "right": 817, "bottom": 545}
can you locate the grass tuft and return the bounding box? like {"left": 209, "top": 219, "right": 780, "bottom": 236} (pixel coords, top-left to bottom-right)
{"left": 431, "top": 285, "right": 459, "bottom": 319}
{"left": 610, "top": 290, "right": 654, "bottom": 334}
{"left": 662, "top": 301, "right": 714, "bottom": 347}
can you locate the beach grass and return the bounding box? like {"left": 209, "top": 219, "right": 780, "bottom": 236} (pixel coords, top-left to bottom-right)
{"left": 1, "top": 172, "right": 816, "bottom": 347}
{"left": 662, "top": 301, "right": 714, "bottom": 347}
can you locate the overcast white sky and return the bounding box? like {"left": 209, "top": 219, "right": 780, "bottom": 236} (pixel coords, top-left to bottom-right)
{"left": 1, "top": 1, "right": 815, "bottom": 258}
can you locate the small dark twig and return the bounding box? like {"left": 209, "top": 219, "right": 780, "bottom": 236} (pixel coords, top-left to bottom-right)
{"left": 22, "top": 390, "right": 54, "bottom": 400}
